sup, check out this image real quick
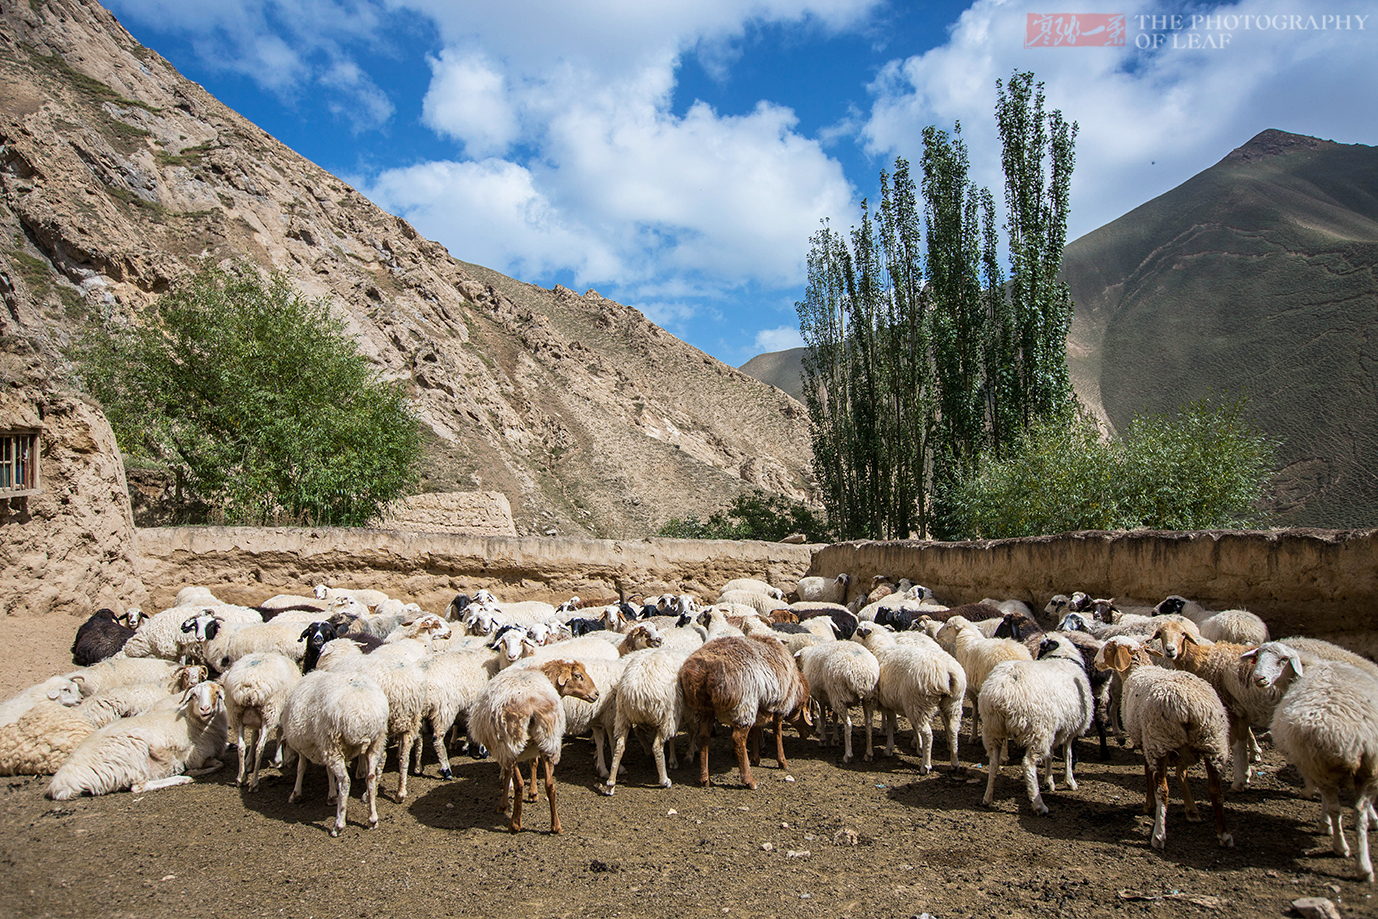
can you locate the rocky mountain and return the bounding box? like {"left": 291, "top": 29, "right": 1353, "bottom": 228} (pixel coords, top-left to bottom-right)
{"left": 1063, "top": 129, "right": 1378, "bottom": 527}
{"left": 739, "top": 347, "right": 806, "bottom": 403}
{"left": 0, "top": 0, "right": 815, "bottom": 538}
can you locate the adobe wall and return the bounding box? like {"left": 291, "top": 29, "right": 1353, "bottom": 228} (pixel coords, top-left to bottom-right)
{"left": 809, "top": 529, "right": 1378, "bottom": 656}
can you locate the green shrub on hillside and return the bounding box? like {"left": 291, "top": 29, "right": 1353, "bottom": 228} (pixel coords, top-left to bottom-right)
{"left": 658, "top": 490, "right": 831, "bottom": 543}
{"left": 71, "top": 262, "right": 421, "bottom": 526}
{"left": 947, "top": 397, "right": 1277, "bottom": 538}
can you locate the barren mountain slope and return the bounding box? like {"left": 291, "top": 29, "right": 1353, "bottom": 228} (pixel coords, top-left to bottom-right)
{"left": 1063, "top": 129, "right": 1378, "bottom": 527}
{"left": 0, "top": 0, "right": 814, "bottom": 537}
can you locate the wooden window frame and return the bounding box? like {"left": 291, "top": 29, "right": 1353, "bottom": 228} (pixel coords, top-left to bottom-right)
{"left": 0, "top": 429, "right": 40, "bottom": 498}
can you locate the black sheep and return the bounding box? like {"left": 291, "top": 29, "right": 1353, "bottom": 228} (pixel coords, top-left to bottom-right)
{"left": 71, "top": 608, "right": 135, "bottom": 666}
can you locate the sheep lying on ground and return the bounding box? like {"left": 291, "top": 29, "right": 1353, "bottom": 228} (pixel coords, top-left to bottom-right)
{"left": 679, "top": 635, "right": 813, "bottom": 789}
{"left": 46, "top": 682, "right": 228, "bottom": 800}
{"left": 72, "top": 664, "right": 208, "bottom": 728}
{"left": 71, "top": 609, "right": 136, "bottom": 666}
{"left": 0, "top": 675, "right": 84, "bottom": 728}
{"left": 0, "top": 702, "right": 97, "bottom": 776}
{"left": 794, "top": 574, "right": 851, "bottom": 605}
{"left": 280, "top": 669, "right": 389, "bottom": 837}
{"left": 719, "top": 579, "right": 784, "bottom": 600}
{"left": 59, "top": 657, "right": 182, "bottom": 701}
{"left": 1096, "top": 637, "right": 1232, "bottom": 850}
{"left": 470, "top": 659, "right": 600, "bottom": 834}
{"left": 979, "top": 635, "right": 1094, "bottom": 815}
{"left": 1245, "top": 641, "right": 1378, "bottom": 882}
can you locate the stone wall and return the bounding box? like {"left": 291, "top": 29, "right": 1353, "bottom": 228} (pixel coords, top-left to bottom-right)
{"left": 379, "top": 491, "right": 516, "bottom": 537}
{"left": 809, "top": 529, "right": 1378, "bottom": 655}
{"left": 133, "top": 526, "right": 816, "bottom": 615}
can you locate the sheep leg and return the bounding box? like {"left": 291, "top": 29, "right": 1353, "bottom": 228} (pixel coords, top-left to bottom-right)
{"left": 1356, "top": 793, "right": 1375, "bottom": 883}
{"left": 731, "top": 724, "right": 757, "bottom": 790}
{"left": 1062, "top": 740, "right": 1077, "bottom": 791}
{"left": 771, "top": 713, "right": 789, "bottom": 771}
{"left": 498, "top": 764, "right": 513, "bottom": 814}
{"left": 748, "top": 724, "right": 763, "bottom": 767}
{"left": 601, "top": 721, "right": 631, "bottom": 795}
{"left": 234, "top": 727, "right": 251, "bottom": 787}
{"left": 695, "top": 715, "right": 713, "bottom": 787}
{"left": 1228, "top": 720, "right": 1249, "bottom": 790}
{"left": 592, "top": 725, "right": 610, "bottom": 780}
{"left": 326, "top": 752, "right": 351, "bottom": 837}
{"left": 839, "top": 699, "right": 855, "bottom": 764}
{"left": 395, "top": 731, "right": 418, "bottom": 802}
{"left": 911, "top": 707, "right": 933, "bottom": 775}
{"left": 430, "top": 722, "right": 453, "bottom": 780}
{"left": 543, "top": 756, "right": 561, "bottom": 835}
{"left": 862, "top": 700, "right": 875, "bottom": 763}
{"left": 1150, "top": 755, "right": 1170, "bottom": 850}
{"left": 1245, "top": 726, "right": 1263, "bottom": 763}
{"left": 981, "top": 739, "right": 1002, "bottom": 807}
{"left": 1178, "top": 761, "right": 1201, "bottom": 822}
{"left": 525, "top": 759, "right": 539, "bottom": 802}
{"left": 1204, "top": 757, "right": 1232, "bottom": 848}
{"left": 939, "top": 695, "right": 960, "bottom": 771}
{"left": 1141, "top": 758, "right": 1154, "bottom": 814}
{"left": 1323, "top": 789, "right": 1350, "bottom": 858}
{"left": 249, "top": 726, "right": 272, "bottom": 792}
{"left": 884, "top": 710, "right": 897, "bottom": 758}
{"left": 1025, "top": 749, "right": 1050, "bottom": 816}
{"left": 509, "top": 766, "right": 524, "bottom": 833}
{"left": 652, "top": 726, "right": 673, "bottom": 788}
{"left": 289, "top": 747, "right": 308, "bottom": 804}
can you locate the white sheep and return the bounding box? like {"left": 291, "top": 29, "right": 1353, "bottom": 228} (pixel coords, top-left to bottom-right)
{"left": 121, "top": 603, "right": 261, "bottom": 662}
{"left": 0, "top": 702, "right": 97, "bottom": 776}
{"left": 795, "top": 573, "right": 852, "bottom": 605}
{"left": 717, "top": 589, "right": 789, "bottom": 618}
{"left": 328, "top": 653, "right": 428, "bottom": 802}
{"left": 851, "top": 624, "right": 966, "bottom": 771}
{"left": 600, "top": 648, "right": 692, "bottom": 794}
{"left": 280, "top": 669, "right": 389, "bottom": 837}
{"left": 0, "top": 674, "right": 85, "bottom": 728}
{"left": 935, "top": 615, "right": 1033, "bottom": 746}
{"left": 1274, "top": 635, "right": 1378, "bottom": 682}
{"left": 979, "top": 635, "right": 1094, "bottom": 815}
{"left": 313, "top": 584, "right": 390, "bottom": 610}
{"left": 1095, "top": 637, "right": 1233, "bottom": 850}
{"left": 797, "top": 639, "right": 880, "bottom": 764}
{"left": 720, "top": 578, "right": 784, "bottom": 600}
{"left": 1154, "top": 595, "right": 1270, "bottom": 645}
{"left": 1152, "top": 619, "right": 1274, "bottom": 790}
{"left": 1245, "top": 641, "right": 1378, "bottom": 882}
{"left": 221, "top": 652, "right": 303, "bottom": 791}
{"left": 202, "top": 620, "right": 309, "bottom": 674}
{"left": 57, "top": 657, "right": 183, "bottom": 701}
{"left": 72, "top": 664, "right": 208, "bottom": 728}
{"left": 47, "top": 682, "right": 228, "bottom": 799}
{"left": 469, "top": 659, "right": 601, "bottom": 834}
{"left": 411, "top": 648, "right": 501, "bottom": 778}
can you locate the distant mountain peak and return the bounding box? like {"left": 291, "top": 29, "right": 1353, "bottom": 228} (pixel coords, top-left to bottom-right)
{"left": 1225, "top": 129, "right": 1336, "bottom": 162}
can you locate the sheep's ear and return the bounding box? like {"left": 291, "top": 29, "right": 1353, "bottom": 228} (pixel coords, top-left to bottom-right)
{"left": 1145, "top": 644, "right": 1163, "bottom": 658}
{"left": 1239, "top": 648, "right": 1258, "bottom": 661}
{"left": 1287, "top": 653, "right": 1303, "bottom": 678}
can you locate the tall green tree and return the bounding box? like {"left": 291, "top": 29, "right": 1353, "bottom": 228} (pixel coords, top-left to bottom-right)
{"left": 72, "top": 262, "right": 422, "bottom": 526}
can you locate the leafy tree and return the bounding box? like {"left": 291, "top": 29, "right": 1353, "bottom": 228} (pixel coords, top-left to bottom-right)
{"left": 657, "top": 490, "right": 831, "bottom": 543}
{"left": 946, "top": 397, "right": 1277, "bottom": 538}
{"left": 71, "top": 262, "right": 422, "bottom": 526}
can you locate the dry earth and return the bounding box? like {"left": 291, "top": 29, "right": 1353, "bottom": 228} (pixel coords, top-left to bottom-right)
{"left": 1, "top": 615, "right": 1375, "bottom": 919}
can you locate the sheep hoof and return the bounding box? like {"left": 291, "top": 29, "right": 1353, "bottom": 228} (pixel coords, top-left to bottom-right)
{"left": 330, "top": 826, "right": 342, "bottom": 838}
{"left": 1151, "top": 833, "right": 1165, "bottom": 850}
{"left": 1185, "top": 811, "right": 1202, "bottom": 823}
{"left": 508, "top": 822, "right": 521, "bottom": 833}
{"left": 1219, "top": 832, "right": 1234, "bottom": 848}
{"left": 549, "top": 824, "right": 562, "bottom": 835}
{"left": 439, "top": 769, "right": 452, "bottom": 780}
{"left": 659, "top": 778, "right": 672, "bottom": 788}
{"left": 288, "top": 791, "right": 302, "bottom": 804}
{"left": 599, "top": 783, "right": 616, "bottom": 797}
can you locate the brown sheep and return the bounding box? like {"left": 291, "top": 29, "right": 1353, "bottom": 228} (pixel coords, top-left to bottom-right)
{"left": 679, "top": 635, "right": 812, "bottom": 789}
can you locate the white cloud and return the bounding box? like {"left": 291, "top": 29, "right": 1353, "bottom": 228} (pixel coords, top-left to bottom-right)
{"left": 754, "top": 326, "right": 805, "bottom": 352}
{"left": 421, "top": 51, "right": 521, "bottom": 157}
{"left": 860, "top": 0, "right": 1378, "bottom": 242}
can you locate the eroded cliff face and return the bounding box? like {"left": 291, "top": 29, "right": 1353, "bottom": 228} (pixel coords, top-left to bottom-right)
{"left": 0, "top": 0, "right": 815, "bottom": 541}
{"left": 0, "top": 337, "right": 143, "bottom": 617}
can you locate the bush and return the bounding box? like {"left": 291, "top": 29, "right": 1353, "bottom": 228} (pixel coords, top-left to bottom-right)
{"left": 947, "top": 397, "right": 1277, "bottom": 539}
{"left": 71, "top": 262, "right": 421, "bottom": 526}
{"left": 657, "top": 490, "right": 831, "bottom": 542}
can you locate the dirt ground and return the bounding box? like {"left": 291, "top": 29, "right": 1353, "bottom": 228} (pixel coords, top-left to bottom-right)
{"left": 1, "top": 615, "right": 1375, "bottom": 919}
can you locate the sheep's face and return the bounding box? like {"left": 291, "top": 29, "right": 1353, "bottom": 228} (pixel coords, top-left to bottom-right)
{"left": 1058, "top": 611, "right": 1090, "bottom": 633}
{"left": 125, "top": 608, "right": 146, "bottom": 630}
{"left": 1154, "top": 595, "right": 1187, "bottom": 617}
{"left": 313, "top": 584, "right": 329, "bottom": 600}
{"left": 47, "top": 679, "right": 83, "bottom": 707}
{"left": 1044, "top": 595, "right": 1071, "bottom": 618}
{"left": 546, "top": 660, "right": 598, "bottom": 703}
{"left": 1091, "top": 599, "right": 1118, "bottom": 623}
{"left": 182, "top": 681, "right": 225, "bottom": 721}
{"left": 1154, "top": 624, "right": 1190, "bottom": 661}
{"left": 1070, "top": 592, "right": 1092, "bottom": 612}
{"left": 1244, "top": 643, "right": 1302, "bottom": 694}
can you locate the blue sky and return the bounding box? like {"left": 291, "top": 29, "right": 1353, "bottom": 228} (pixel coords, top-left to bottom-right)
{"left": 105, "top": 0, "right": 1378, "bottom": 367}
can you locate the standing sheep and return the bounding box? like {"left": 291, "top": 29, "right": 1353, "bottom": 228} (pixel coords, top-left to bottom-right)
{"left": 935, "top": 615, "right": 1032, "bottom": 747}
{"left": 979, "top": 635, "right": 1094, "bottom": 815}
{"left": 797, "top": 639, "right": 880, "bottom": 764}
{"left": 222, "top": 652, "right": 303, "bottom": 791}
{"left": 600, "top": 648, "right": 692, "bottom": 794}
{"left": 1095, "top": 637, "right": 1233, "bottom": 850}
{"left": 1245, "top": 641, "right": 1378, "bottom": 882}
{"left": 280, "top": 669, "right": 389, "bottom": 837}
{"left": 679, "top": 635, "right": 813, "bottom": 789}
{"left": 851, "top": 624, "right": 966, "bottom": 771}
{"left": 469, "top": 659, "right": 600, "bottom": 834}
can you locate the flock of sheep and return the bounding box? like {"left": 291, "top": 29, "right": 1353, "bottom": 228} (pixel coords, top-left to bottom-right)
{"left": 1, "top": 574, "right": 1375, "bottom": 883}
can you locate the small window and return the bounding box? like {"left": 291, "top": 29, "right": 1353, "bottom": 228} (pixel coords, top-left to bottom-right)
{"left": 0, "top": 430, "right": 39, "bottom": 497}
